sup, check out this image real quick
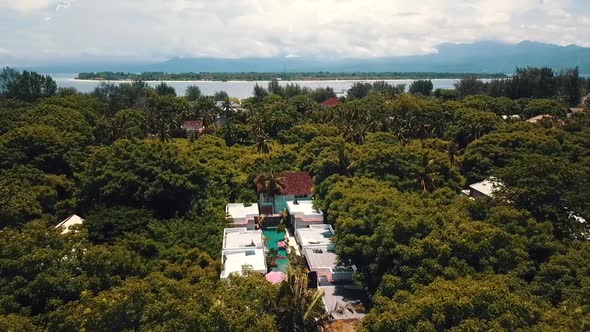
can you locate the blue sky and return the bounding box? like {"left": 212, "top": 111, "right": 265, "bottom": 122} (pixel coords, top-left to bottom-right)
{"left": 1, "top": 0, "right": 589, "bottom": 66}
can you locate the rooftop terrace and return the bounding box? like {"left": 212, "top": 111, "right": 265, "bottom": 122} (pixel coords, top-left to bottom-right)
{"left": 287, "top": 200, "right": 324, "bottom": 221}
{"left": 221, "top": 248, "right": 266, "bottom": 278}
{"left": 467, "top": 177, "right": 502, "bottom": 198}
{"left": 226, "top": 203, "right": 259, "bottom": 225}
{"left": 296, "top": 224, "right": 334, "bottom": 247}
{"left": 223, "top": 228, "right": 264, "bottom": 250}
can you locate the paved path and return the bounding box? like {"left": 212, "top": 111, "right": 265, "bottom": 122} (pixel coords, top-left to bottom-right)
{"left": 285, "top": 230, "right": 301, "bottom": 256}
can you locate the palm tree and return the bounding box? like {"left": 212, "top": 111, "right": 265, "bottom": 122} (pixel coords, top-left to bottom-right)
{"left": 446, "top": 141, "right": 464, "bottom": 169}
{"left": 417, "top": 153, "right": 441, "bottom": 193}
{"left": 254, "top": 129, "right": 271, "bottom": 154}
{"left": 335, "top": 141, "right": 354, "bottom": 176}
{"left": 201, "top": 108, "right": 218, "bottom": 133}
{"left": 276, "top": 268, "right": 327, "bottom": 332}
{"left": 257, "top": 214, "right": 266, "bottom": 229}
{"left": 255, "top": 172, "right": 285, "bottom": 214}
{"left": 148, "top": 97, "right": 180, "bottom": 143}
{"left": 468, "top": 121, "right": 483, "bottom": 142}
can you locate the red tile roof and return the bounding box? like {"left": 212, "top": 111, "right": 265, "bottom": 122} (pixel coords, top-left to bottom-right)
{"left": 321, "top": 97, "right": 341, "bottom": 107}
{"left": 182, "top": 120, "right": 203, "bottom": 130}
{"left": 281, "top": 171, "right": 313, "bottom": 195}
{"left": 256, "top": 171, "right": 314, "bottom": 196}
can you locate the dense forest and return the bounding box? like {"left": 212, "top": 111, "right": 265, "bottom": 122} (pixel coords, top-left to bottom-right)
{"left": 1, "top": 66, "right": 590, "bottom": 331}
{"left": 77, "top": 71, "right": 508, "bottom": 82}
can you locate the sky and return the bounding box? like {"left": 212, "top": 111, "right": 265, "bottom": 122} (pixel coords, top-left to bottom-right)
{"left": 1, "top": 0, "right": 590, "bottom": 65}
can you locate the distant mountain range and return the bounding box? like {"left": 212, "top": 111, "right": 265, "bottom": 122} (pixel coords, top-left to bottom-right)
{"left": 23, "top": 41, "right": 590, "bottom": 74}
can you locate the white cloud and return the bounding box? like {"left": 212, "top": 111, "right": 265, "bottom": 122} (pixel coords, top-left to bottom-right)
{"left": 0, "top": 0, "right": 56, "bottom": 12}
{"left": 55, "top": 1, "right": 75, "bottom": 11}
{"left": 0, "top": 0, "right": 589, "bottom": 64}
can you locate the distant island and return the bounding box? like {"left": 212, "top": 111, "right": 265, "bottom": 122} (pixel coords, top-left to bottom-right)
{"left": 76, "top": 71, "right": 508, "bottom": 81}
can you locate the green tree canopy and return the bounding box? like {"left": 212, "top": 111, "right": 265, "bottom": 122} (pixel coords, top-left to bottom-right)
{"left": 154, "top": 82, "right": 177, "bottom": 96}
{"left": 364, "top": 275, "right": 572, "bottom": 331}
{"left": 409, "top": 79, "right": 434, "bottom": 96}
{"left": 85, "top": 206, "right": 157, "bottom": 244}
{"left": 184, "top": 85, "right": 202, "bottom": 101}
{"left": 0, "top": 68, "right": 57, "bottom": 102}
{"left": 79, "top": 140, "right": 207, "bottom": 217}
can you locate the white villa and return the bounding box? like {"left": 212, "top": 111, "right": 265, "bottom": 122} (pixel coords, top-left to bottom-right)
{"left": 221, "top": 228, "right": 267, "bottom": 279}
{"left": 286, "top": 200, "right": 324, "bottom": 229}
{"left": 296, "top": 225, "right": 363, "bottom": 318}
{"left": 296, "top": 225, "right": 355, "bottom": 282}
{"left": 463, "top": 179, "right": 590, "bottom": 240}
{"left": 218, "top": 213, "right": 365, "bottom": 321}
{"left": 55, "top": 214, "right": 84, "bottom": 234}
{"left": 295, "top": 224, "right": 334, "bottom": 247}
{"left": 462, "top": 177, "right": 502, "bottom": 200}
{"left": 226, "top": 203, "right": 260, "bottom": 230}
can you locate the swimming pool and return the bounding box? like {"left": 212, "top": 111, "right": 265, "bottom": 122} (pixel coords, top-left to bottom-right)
{"left": 263, "top": 229, "right": 289, "bottom": 272}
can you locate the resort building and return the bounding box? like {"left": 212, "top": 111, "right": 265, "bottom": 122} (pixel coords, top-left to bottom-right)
{"left": 226, "top": 203, "right": 260, "bottom": 230}
{"left": 296, "top": 225, "right": 355, "bottom": 282}
{"left": 215, "top": 101, "right": 244, "bottom": 126}
{"left": 286, "top": 200, "right": 324, "bottom": 229}
{"left": 296, "top": 224, "right": 334, "bottom": 247}
{"left": 463, "top": 180, "right": 589, "bottom": 239}
{"left": 296, "top": 225, "right": 365, "bottom": 319}
{"left": 258, "top": 171, "right": 314, "bottom": 215}
{"left": 221, "top": 228, "right": 267, "bottom": 279}
{"left": 526, "top": 114, "right": 557, "bottom": 124}
{"left": 462, "top": 177, "right": 502, "bottom": 200}
{"left": 215, "top": 100, "right": 244, "bottom": 112}
{"left": 303, "top": 246, "right": 355, "bottom": 282}
{"left": 55, "top": 214, "right": 84, "bottom": 234}
{"left": 501, "top": 114, "right": 521, "bottom": 120}
{"left": 181, "top": 120, "right": 204, "bottom": 134}
{"left": 222, "top": 227, "right": 264, "bottom": 250}
{"left": 320, "top": 97, "right": 341, "bottom": 107}
{"left": 322, "top": 285, "right": 367, "bottom": 320}
{"left": 567, "top": 107, "right": 586, "bottom": 118}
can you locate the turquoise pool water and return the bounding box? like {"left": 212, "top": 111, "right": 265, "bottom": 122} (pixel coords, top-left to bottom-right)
{"left": 263, "top": 229, "right": 289, "bottom": 272}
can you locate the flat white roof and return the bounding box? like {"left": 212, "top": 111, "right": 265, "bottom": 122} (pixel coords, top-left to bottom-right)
{"left": 223, "top": 228, "right": 264, "bottom": 250}
{"left": 469, "top": 178, "right": 502, "bottom": 198}
{"left": 55, "top": 214, "right": 84, "bottom": 234}
{"left": 221, "top": 248, "right": 266, "bottom": 278}
{"left": 296, "top": 225, "right": 334, "bottom": 247}
{"left": 226, "top": 203, "right": 259, "bottom": 225}
{"left": 304, "top": 245, "right": 339, "bottom": 269}
{"left": 286, "top": 201, "right": 323, "bottom": 221}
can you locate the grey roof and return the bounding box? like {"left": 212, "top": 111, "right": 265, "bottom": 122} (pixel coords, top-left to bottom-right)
{"left": 304, "top": 246, "right": 338, "bottom": 269}
{"left": 296, "top": 225, "right": 333, "bottom": 247}
{"left": 223, "top": 228, "right": 264, "bottom": 250}
{"left": 215, "top": 101, "right": 243, "bottom": 110}
{"left": 468, "top": 177, "right": 502, "bottom": 198}
{"left": 321, "top": 285, "right": 366, "bottom": 320}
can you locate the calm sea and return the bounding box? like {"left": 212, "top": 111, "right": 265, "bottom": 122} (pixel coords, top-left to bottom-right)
{"left": 48, "top": 73, "right": 482, "bottom": 99}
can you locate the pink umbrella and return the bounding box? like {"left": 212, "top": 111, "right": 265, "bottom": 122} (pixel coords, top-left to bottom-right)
{"left": 265, "top": 271, "right": 286, "bottom": 284}
{"left": 278, "top": 241, "right": 287, "bottom": 249}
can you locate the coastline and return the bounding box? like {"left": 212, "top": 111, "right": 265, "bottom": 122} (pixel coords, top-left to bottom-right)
{"left": 75, "top": 72, "right": 508, "bottom": 82}
{"left": 74, "top": 77, "right": 475, "bottom": 83}
{"left": 53, "top": 75, "right": 491, "bottom": 98}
